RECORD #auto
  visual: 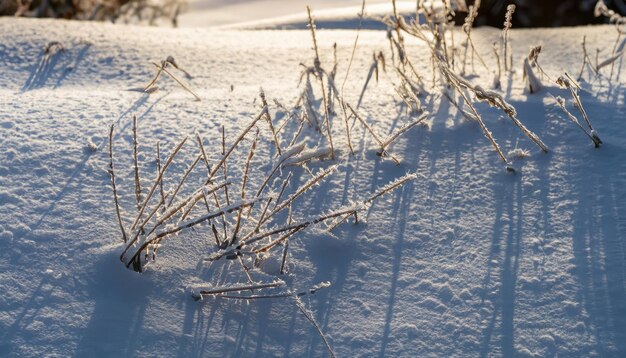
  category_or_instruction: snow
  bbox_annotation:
[1,12,626,358]
[177,0,434,29]
[178,0,357,27]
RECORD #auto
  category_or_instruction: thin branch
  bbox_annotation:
[132,114,143,209]
[108,124,128,243]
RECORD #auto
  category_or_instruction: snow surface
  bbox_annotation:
[177,0,386,28]
[1,15,626,357]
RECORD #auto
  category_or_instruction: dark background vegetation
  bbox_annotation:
[0,0,181,24]
[0,0,625,27]
[463,0,625,27]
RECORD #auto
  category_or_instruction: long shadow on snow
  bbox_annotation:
[377,179,417,357]
[532,84,625,356]
[54,43,92,89]
[74,251,152,356]
[479,172,523,358]
[177,227,320,356]
[22,42,92,91]
[289,162,351,357]
[22,47,65,91]
[376,95,476,356]
[177,284,308,357]
[477,91,559,357]
[569,143,626,357]
[310,101,418,356]
[0,277,59,355]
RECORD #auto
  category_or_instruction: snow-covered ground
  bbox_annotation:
[1,12,626,358]
[178,0,377,28]
[177,0,419,29]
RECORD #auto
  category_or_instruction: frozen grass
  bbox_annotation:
[105,1,619,341]
[2,2,626,357]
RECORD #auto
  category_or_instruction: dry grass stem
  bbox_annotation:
[129,136,188,233]
[259,88,283,155]
[148,61,201,101]
[502,5,515,72]
[307,6,336,160]
[132,114,143,209]
[108,124,128,243]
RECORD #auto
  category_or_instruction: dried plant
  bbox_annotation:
[132,114,143,209]
[145,56,200,101]
[594,0,626,79]
[341,0,366,94]
[259,88,282,156]
[595,0,626,31]
[555,74,602,147]
[107,124,128,243]
[577,36,599,80]
[461,5,488,75]
[436,53,548,170]
[501,4,516,72]
[307,6,335,160]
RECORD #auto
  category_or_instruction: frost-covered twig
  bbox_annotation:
[437,60,510,166]
[196,133,211,172]
[293,295,336,358]
[552,96,601,147]
[167,154,203,208]
[595,0,626,33]
[108,124,127,243]
[381,113,428,151]
[502,5,515,72]
[259,88,282,156]
[440,58,548,153]
[220,126,232,206]
[527,45,551,81]
[461,5,488,75]
[279,205,293,274]
[120,181,230,266]
[132,114,143,209]
[217,281,331,300]
[281,146,334,167]
[128,136,188,234]
[227,130,259,247]
[207,108,266,183]
[273,172,292,210]
[149,61,201,101]
[156,142,166,207]
[596,50,624,71]
[473,85,548,152]
[192,281,284,300]
[340,0,366,94]
[556,75,602,147]
[126,196,267,270]
[577,36,598,80]
[255,142,305,197]
[307,6,335,160]
[328,172,418,231]
[206,206,358,262]
[265,165,338,223]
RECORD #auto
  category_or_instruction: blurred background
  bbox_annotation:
[0,0,625,28]
[463,0,619,27]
